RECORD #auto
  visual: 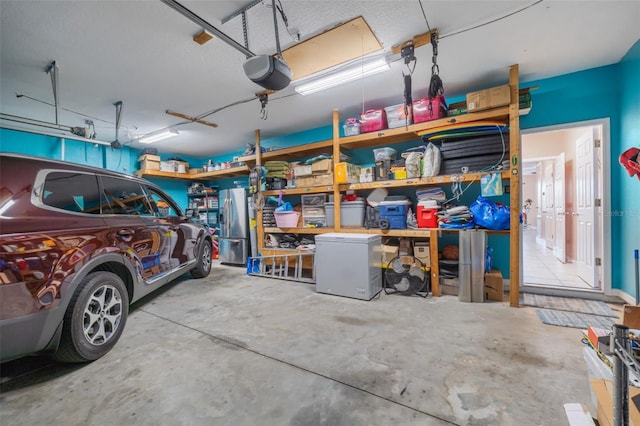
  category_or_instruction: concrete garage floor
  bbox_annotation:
[1,263,601,425]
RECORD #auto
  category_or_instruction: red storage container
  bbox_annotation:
[360,109,388,133]
[413,96,447,123]
[416,204,439,228]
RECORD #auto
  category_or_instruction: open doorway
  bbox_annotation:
[521,120,609,294]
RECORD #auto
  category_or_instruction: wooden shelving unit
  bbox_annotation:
[252,65,521,306]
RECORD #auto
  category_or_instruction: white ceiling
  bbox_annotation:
[1,0,638,159]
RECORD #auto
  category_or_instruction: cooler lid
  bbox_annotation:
[315,233,381,244]
[418,200,439,208]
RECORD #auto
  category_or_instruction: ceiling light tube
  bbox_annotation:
[139,129,179,144]
[294,56,390,96]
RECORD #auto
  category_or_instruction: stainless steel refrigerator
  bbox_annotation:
[219,188,249,265]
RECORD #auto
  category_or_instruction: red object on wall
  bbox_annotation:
[619,147,640,181]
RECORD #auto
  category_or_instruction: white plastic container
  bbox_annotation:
[325,200,365,227]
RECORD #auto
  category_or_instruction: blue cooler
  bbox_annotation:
[379,199,411,229]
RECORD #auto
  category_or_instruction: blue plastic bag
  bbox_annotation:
[470,196,510,230]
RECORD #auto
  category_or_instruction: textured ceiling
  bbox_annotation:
[1,0,638,158]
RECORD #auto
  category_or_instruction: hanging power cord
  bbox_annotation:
[274,0,300,42]
[439,0,544,39]
[259,93,269,120]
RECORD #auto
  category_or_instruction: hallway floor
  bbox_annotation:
[523,229,593,290]
[1,262,599,425]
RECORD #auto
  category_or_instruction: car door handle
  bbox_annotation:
[117,229,135,236]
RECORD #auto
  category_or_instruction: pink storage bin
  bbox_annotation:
[413,96,447,123]
[274,211,300,228]
[360,109,388,133]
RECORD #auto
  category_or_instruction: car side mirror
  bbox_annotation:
[185,208,197,218]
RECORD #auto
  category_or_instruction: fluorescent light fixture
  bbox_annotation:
[139,128,179,144]
[294,53,390,96]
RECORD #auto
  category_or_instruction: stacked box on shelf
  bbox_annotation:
[360,109,387,133]
[384,103,412,128]
[335,162,361,184]
[139,154,160,171]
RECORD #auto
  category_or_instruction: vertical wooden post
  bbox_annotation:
[430,229,440,296]
[509,64,521,307]
[255,129,264,254]
[332,109,341,230]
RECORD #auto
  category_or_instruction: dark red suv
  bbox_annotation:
[0,153,212,362]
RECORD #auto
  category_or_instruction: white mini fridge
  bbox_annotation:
[315,233,382,300]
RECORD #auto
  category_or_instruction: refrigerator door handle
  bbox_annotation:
[227,197,233,236]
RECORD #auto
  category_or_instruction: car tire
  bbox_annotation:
[191,239,212,278]
[53,271,129,363]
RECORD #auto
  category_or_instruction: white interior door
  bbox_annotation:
[542,160,555,249]
[553,153,566,263]
[576,130,597,287]
[536,161,543,241]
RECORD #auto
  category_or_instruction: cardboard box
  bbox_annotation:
[311,159,332,174]
[335,162,361,183]
[587,326,610,351]
[313,173,333,186]
[294,164,312,177]
[160,161,175,172]
[623,305,640,329]
[563,403,595,426]
[140,159,160,171]
[413,241,430,266]
[381,244,399,265]
[466,84,511,112]
[440,277,459,296]
[295,175,315,188]
[484,269,504,301]
[590,378,640,426]
[138,154,161,162]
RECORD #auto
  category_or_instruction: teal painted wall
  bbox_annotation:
[618,39,640,296]
[0,128,204,210]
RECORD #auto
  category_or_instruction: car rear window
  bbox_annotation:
[42,172,101,214]
[100,176,154,216]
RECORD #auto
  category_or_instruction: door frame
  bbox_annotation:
[521,118,611,296]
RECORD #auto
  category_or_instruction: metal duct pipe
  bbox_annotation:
[161,0,255,58]
[0,114,112,147]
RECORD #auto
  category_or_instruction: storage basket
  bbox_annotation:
[274,211,300,228]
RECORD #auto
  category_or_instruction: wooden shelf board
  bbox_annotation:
[338,106,509,150]
[191,165,250,179]
[340,170,510,191]
[263,227,336,234]
[238,139,333,163]
[136,169,195,180]
[262,185,334,196]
